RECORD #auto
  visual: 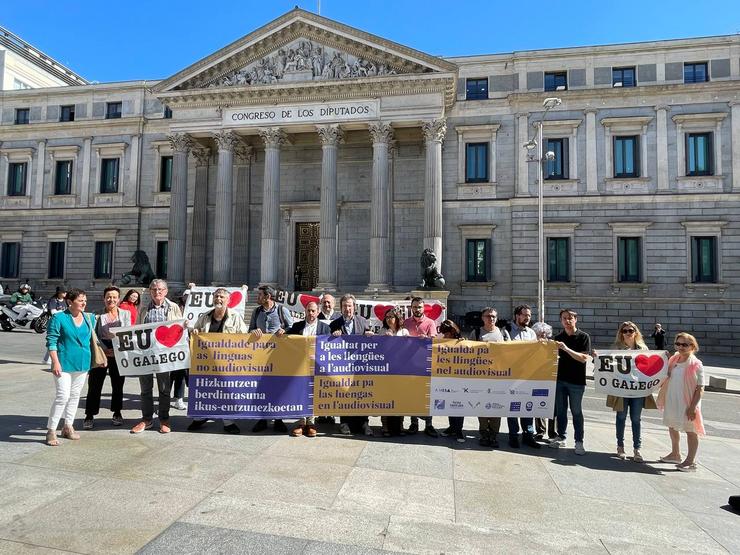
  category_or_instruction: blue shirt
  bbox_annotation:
[249,303,293,333]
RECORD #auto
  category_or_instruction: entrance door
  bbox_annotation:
[294,222,319,291]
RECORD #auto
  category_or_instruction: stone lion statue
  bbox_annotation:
[116,250,155,286]
[420,248,446,289]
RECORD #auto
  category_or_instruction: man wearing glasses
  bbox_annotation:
[403,297,439,437]
[131,279,183,434]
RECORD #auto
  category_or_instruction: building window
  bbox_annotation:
[614,136,640,178]
[15,108,30,125]
[465,78,488,100]
[618,237,642,282]
[7,162,27,196]
[612,67,636,87]
[94,241,113,279]
[0,242,20,278]
[686,132,713,176]
[544,72,567,91]
[684,62,708,84]
[156,241,168,278]
[547,237,570,282]
[106,101,122,119]
[54,160,73,195]
[100,158,120,193]
[691,236,717,283]
[465,239,490,282]
[60,105,75,122]
[163,106,173,119]
[159,156,173,192]
[465,143,488,183]
[48,242,65,279]
[545,138,568,180]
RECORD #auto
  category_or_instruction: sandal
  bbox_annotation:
[676,463,697,472]
[61,427,80,440]
[659,455,682,464]
[46,430,59,446]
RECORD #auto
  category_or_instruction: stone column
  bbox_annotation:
[655,105,670,191]
[422,119,447,263]
[731,102,740,192]
[232,144,253,283]
[32,140,45,208]
[315,124,344,292]
[585,109,598,194]
[166,133,193,289]
[258,127,287,287]
[366,122,394,292]
[127,134,140,205]
[80,138,92,207]
[516,112,530,196]
[190,147,210,285]
[212,131,240,284]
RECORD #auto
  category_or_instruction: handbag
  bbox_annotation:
[85,313,107,368]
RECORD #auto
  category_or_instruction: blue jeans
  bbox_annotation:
[616,397,644,449]
[555,381,585,442]
[507,417,534,436]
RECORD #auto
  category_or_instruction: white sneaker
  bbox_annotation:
[362,423,374,436]
[173,398,186,410]
[338,423,351,435]
[574,441,586,455]
[548,437,564,448]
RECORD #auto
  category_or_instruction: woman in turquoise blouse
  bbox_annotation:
[46,288,95,446]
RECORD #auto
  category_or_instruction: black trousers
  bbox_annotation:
[85,356,125,416]
[340,416,368,433]
[170,369,188,399]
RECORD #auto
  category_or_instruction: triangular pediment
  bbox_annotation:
[154,8,457,94]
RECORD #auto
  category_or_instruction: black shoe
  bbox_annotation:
[252,419,268,433]
[508,434,520,448]
[273,419,288,433]
[407,421,419,435]
[534,432,544,441]
[440,427,453,437]
[491,438,500,449]
[455,431,466,444]
[187,419,208,431]
[223,423,241,435]
[523,434,541,449]
[479,436,491,447]
[424,425,439,438]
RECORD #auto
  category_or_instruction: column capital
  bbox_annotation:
[167,133,194,153]
[728,100,740,108]
[258,127,288,148]
[316,124,345,146]
[654,104,671,112]
[422,118,447,144]
[368,122,394,145]
[234,143,254,164]
[192,147,211,167]
[584,107,598,115]
[515,112,530,119]
[213,130,241,152]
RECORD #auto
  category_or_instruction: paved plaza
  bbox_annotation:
[0,332,739,554]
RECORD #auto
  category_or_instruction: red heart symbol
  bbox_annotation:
[299,294,320,308]
[227,291,243,308]
[154,324,184,348]
[374,304,395,320]
[634,354,664,377]
[424,304,443,320]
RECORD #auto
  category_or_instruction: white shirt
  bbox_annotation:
[302,321,318,336]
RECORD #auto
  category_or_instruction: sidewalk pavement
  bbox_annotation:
[1,358,738,554]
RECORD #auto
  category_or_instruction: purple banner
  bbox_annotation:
[315,335,431,377]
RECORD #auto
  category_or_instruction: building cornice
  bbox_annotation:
[0,117,145,137]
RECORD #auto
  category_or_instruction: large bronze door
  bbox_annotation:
[294,222,319,291]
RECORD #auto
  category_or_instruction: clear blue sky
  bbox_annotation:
[3,0,739,83]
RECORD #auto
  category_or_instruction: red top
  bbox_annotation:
[119,301,138,325]
[403,316,437,338]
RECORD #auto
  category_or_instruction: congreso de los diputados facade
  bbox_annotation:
[1,9,739,352]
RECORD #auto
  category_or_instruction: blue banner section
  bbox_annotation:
[315,335,431,376]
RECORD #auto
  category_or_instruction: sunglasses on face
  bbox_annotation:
[674,342,691,348]
[621,328,635,334]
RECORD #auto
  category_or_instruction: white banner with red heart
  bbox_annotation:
[182,286,248,325]
[593,349,669,397]
[272,289,446,332]
[112,320,190,376]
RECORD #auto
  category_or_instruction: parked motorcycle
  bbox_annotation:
[0,299,49,333]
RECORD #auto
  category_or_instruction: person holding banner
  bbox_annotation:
[249,285,293,433]
[45,288,94,446]
[605,322,656,462]
[437,320,466,444]
[379,308,409,437]
[119,290,141,325]
[84,287,131,429]
[330,293,374,436]
[287,301,331,437]
[550,309,591,455]
[658,333,705,472]
[131,279,183,435]
[187,288,248,434]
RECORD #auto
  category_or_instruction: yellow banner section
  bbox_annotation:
[190,333,313,377]
[431,339,558,380]
[314,375,430,416]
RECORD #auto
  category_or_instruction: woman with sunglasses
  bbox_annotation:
[379,308,408,437]
[606,322,656,462]
[658,332,705,472]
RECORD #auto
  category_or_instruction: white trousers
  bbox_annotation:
[48,371,88,430]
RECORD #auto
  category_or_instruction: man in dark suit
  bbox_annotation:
[329,294,374,436]
[287,301,330,438]
[318,293,341,323]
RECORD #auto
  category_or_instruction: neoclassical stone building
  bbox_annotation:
[1,9,739,352]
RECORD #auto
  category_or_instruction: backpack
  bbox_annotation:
[255,304,288,330]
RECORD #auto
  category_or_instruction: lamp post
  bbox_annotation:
[524,97,562,323]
